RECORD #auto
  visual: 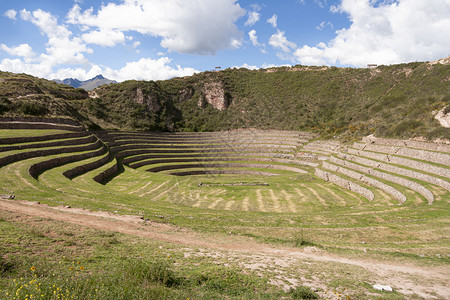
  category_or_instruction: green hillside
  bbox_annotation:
[1,60,449,139]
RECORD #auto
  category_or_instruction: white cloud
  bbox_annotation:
[232,63,259,70]
[103,57,198,81]
[267,14,277,28]
[248,29,260,46]
[20,9,91,65]
[315,0,328,8]
[0,44,36,62]
[269,30,296,53]
[81,29,125,47]
[295,0,450,67]
[4,9,17,20]
[316,21,334,30]
[245,10,260,26]
[1,55,198,82]
[66,0,246,55]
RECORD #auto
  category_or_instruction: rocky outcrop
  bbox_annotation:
[434,106,450,128]
[178,87,194,102]
[199,81,229,110]
[135,87,162,112]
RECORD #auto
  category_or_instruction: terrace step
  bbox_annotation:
[127,157,318,169]
[0,131,89,145]
[353,142,450,167]
[146,162,308,174]
[314,168,374,201]
[0,134,97,152]
[362,135,450,153]
[330,156,433,204]
[322,161,406,203]
[0,139,104,168]
[337,153,450,192]
[347,148,449,178]
[29,145,107,179]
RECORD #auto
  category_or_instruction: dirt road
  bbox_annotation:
[1,199,448,299]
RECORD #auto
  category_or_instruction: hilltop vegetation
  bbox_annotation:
[1,60,449,139]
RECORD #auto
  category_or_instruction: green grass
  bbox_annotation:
[0,127,449,299]
[0,129,71,138]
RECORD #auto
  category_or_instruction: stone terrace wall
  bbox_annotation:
[147,162,307,174]
[362,136,450,152]
[338,153,450,192]
[322,161,406,203]
[0,139,103,168]
[93,161,120,184]
[121,152,296,165]
[330,156,433,204]
[29,146,107,179]
[0,135,96,152]
[314,168,374,201]
[0,122,84,131]
[353,143,450,167]
[347,148,449,178]
[63,151,113,179]
[170,169,279,176]
[0,132,88,145]
[127,157,317,169]
[0,117,80,126]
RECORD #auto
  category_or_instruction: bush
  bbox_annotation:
[18,102,48,116]
[289,285,318,299]
[0,97,11,114]
[122,259,180,287]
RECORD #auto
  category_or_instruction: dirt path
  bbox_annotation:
[0,199,448,299]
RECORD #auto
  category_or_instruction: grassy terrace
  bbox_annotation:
[0,125,449,299]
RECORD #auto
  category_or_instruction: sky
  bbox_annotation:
[0,0,449,82]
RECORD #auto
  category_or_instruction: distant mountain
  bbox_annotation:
[54,74,116,90]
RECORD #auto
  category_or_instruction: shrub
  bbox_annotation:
[0,97,11,114]
[18,102,48,116]
[289,285,318,299]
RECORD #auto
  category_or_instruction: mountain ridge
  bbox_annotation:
[1,58,449,140]
[53,74,116,90]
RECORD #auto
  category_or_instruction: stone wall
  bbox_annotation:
[171,170,278,176]
[314,168,374,201]
[353,142,450,167]
[362,136,450,152]
[93,161,120,184]
[322,161,406,203]
[29,146,107,179]
[147,162,307,174]
[0,117,80,126]
[0,122,84,131]
[0,139,103,168]
[338,153,450,192]
[63,151,113,179]
[121,152,296,165]
[330,156,433,204]
[347,148,449,178]
[0,135,96,152]
[0,131,88,145]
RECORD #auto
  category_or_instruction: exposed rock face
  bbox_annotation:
[199,81,229,110]
[434,106,450,128]
[178,87,194,102]
[135,87,161,112]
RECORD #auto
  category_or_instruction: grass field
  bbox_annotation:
[0,126,449,299]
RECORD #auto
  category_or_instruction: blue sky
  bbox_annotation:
[0,0,449,81]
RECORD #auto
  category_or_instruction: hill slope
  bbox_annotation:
[1,59,449,139]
